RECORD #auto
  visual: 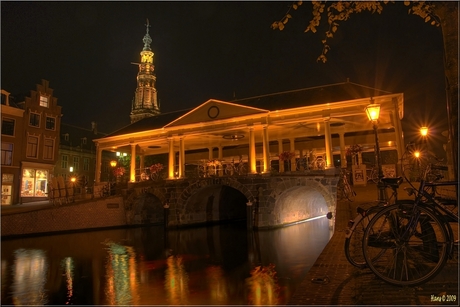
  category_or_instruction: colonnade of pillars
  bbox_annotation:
[95,121,341,183]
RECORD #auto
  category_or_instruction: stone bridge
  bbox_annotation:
[123,170,339,229]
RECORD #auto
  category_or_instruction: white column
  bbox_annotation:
[208,147,213,160]
[95,144,102,183]
[130,144,136,182]
[278,139,284,173]
[139,154,145,171]
[289,138,295,171]
[262,126,269,173]
[249,126,256,174]
[168,138,175,179]
[391,98,404,175]
[339,132,347,168]
[218,145,223,176]
[324,120,333,169]
[179,137,185,178]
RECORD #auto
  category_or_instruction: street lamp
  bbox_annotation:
[365,101,385,202]
[420,126,429,137]
[109,160,117,195]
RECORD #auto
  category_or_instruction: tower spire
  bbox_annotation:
[130,19,160,124]
[143,19,152,51]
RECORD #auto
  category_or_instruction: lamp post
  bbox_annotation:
[365,102,385,202]
[110,160,117,195]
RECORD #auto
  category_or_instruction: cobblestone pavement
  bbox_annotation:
[289,182,459,305]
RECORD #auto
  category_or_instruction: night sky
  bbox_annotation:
[1,1,449,154]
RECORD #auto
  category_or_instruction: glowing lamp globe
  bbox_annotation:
[365,104,381,122]
[420,127,429,137]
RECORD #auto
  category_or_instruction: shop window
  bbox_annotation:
[1,143,13,166]
[45,117,55,130]
[1,118,15,136]
[61,155,68,169]
[21,168,48,197]
[29,113,40,127]
[26,136,38,158]
[43,139,54,160]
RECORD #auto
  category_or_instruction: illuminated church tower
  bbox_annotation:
[130,19,160,123]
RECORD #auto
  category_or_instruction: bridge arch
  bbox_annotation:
[127,187,168,224]
[266,177,336,227]
[174,177,255,226]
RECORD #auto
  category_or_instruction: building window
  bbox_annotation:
[61,155,68,169]
[29,113,40,127]
[2,173,14,205]
[46,117,56,130]
[1,143,13,165]
[81,137,87,145]
[21,168,48,197]
[1,118,15,136]
[43,139,54,160]
[40,95,49,107]
[73,157,79,171]
[26,136,39,158]
[83,157,90,171]
[64,133,69,141]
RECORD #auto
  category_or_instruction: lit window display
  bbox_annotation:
[21,169,48,197]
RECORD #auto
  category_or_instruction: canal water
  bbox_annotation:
[1,217,332,305]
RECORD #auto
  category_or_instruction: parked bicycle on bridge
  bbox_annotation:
[347,144,458,286]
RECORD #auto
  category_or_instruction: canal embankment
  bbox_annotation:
[1,197,126,238]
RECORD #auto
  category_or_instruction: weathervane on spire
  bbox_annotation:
[142,18,152,51]
[145,18,150,34]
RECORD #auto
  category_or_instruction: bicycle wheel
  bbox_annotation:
[343,177,356,201]
[345,205,382,268]
[371,170,379,183]
[362,203,448,286]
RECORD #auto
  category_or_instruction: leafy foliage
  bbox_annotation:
[272,1,440,63]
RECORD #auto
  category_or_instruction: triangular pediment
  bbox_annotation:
[165,99,268,128]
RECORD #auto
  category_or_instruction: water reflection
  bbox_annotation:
[104,242,140,305]
[11,248,48,305]
[61,257,74,304]
[206,265,228,304]
[165,255,189,304]
[246,264,280,305]
[1,217,332,305]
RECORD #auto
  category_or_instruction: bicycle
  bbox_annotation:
[337,168,356,202]
[344,176,403,268]
[309,155,325,170]
[361,160,458,286]
[366,166,379,183]
[224,158,247,176]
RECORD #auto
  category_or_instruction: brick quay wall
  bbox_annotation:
[1,197,126,238]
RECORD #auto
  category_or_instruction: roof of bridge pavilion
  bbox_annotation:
[106,81,392,137]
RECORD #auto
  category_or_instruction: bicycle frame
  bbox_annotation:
[345,178,402,239]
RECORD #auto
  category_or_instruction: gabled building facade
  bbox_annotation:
[1,90,24,205]
[1,80,62,204]
[55,122,109,189]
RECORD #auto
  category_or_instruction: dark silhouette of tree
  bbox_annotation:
[273,1,458,179]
